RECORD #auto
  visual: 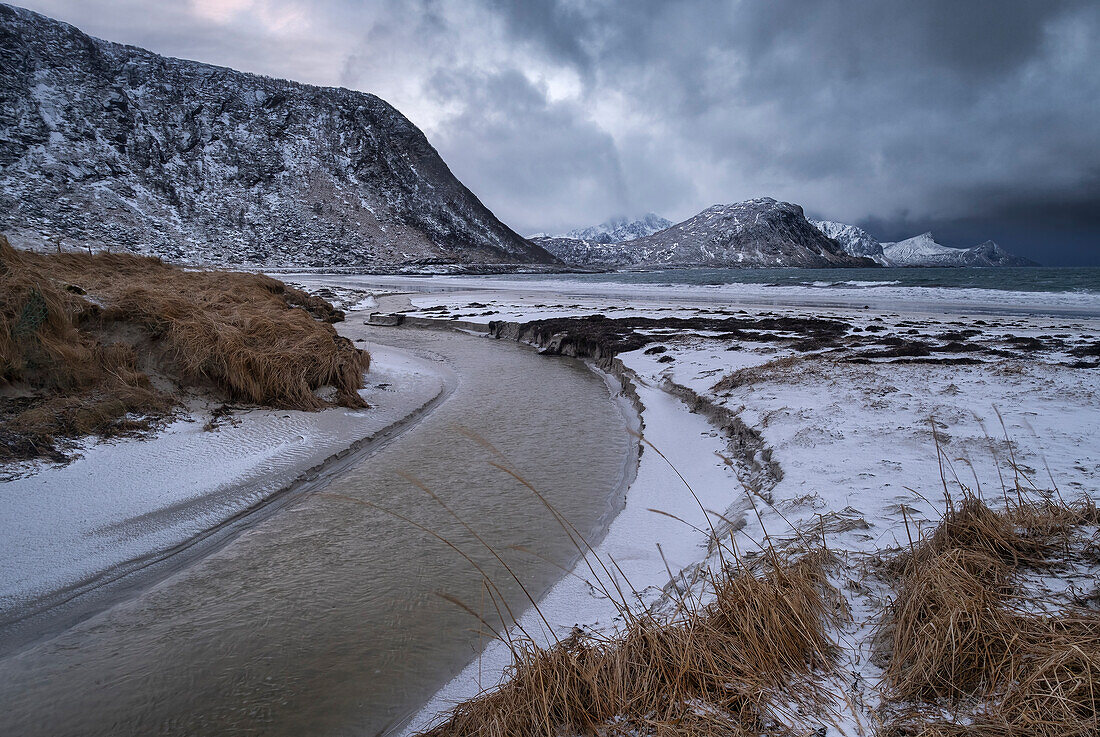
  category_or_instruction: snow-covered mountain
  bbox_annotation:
[530,236,626,267]
[563,213,673,244]
[0,4,555,268]
[879,232,1037,267]
[810,220,1037,267]
[810,220,887,263]
[539,199,877,269]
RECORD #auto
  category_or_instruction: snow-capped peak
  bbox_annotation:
[878,232,1037,267]
[562,213,673,244]
[880,232,956,259]
[811,218,1037,268]
[809,220,886,261]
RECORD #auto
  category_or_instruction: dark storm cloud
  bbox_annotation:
[434,0,1098,261]
[13,0,1100,262]
[423,66,630,230]
[483,0,592,72]
[860,178,1100,265]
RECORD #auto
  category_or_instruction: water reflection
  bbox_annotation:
[0,327,633,737]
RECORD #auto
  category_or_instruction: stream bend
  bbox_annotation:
[0,325,637,737]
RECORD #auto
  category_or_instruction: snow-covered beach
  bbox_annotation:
[3,270,1098,735]
[284,273,1100,735]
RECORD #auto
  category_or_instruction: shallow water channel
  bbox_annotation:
[0,326,635,736]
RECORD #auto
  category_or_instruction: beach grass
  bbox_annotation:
[421,551,840,737]
[878,493,1100,736]
[0,235,369,461]
[400,444,1098,736]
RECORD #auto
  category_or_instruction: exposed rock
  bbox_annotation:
[487,313,851,368]
[538,198,878,269]
[810,220,887,263]
[0,4,556,268]
[532,236,629,268]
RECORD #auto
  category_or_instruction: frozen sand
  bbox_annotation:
[389,276,1100,735]
[0,343,448,637]
[282,272,1100,320]
[627,320,1100,732]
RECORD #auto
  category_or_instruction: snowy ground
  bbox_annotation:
[619,316,1100,732]
[0,343,447,644]
[372,274,1100,736]
[10,267,1091,732]
[281,272,1100,320]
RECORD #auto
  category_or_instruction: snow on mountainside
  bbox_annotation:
[540,198,877,269]
[879,232,1038,267]
[530,236,623,268]
[563,213,673,244]
[811,220,1038,268]
[810,220,887,263]
[881,232,968,265]
[0,4,555,268]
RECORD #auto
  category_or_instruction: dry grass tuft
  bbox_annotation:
[383,425,1096,736]
[712,356,803,393]
[1,235,368,461]
[880,493,1100,736]
[421,553,840,737]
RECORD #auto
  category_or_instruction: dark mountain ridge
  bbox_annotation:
[538,198,877,269]
[0,3,555,267]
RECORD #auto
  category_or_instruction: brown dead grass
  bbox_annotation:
[880,494,1100,736]
[712,356,803,393]
[382,424,1097,736]
[420,553,840,737]
[1,235,368,461]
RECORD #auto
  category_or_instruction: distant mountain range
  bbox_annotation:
[535,199,878,268]
[0,4,555,268]
[536,206,1038,270]
[810,221,1038,267]
[563,213,673,243]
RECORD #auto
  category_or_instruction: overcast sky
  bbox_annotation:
[15,0,1100,264]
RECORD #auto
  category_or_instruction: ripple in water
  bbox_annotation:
[0,327,634,737]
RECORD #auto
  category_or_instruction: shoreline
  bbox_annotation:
[373,283,1100,735]
[281,271,1100,321]
[0,320,643,737]
[389,314,768,735]
[0,341,453,656]
[398,330,749,735]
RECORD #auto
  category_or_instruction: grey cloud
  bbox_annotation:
[11,0,1100,262]
[484,0,593,71]
[424,66,629,234]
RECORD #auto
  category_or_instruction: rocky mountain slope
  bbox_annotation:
[809,220,887,263]
[539,198,876,269]
[563,213,672,243]
[529,236,622,268]
[0,4,554,268]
